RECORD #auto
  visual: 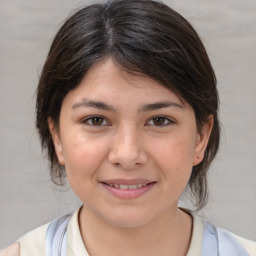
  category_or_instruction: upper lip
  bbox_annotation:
[100,179,155,185]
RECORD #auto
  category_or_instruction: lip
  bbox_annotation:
[101,179,153,185]
[100,179,156,199]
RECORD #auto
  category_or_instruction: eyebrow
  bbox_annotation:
[72,99,116,112]
[139,101,184,112]
[72,99,183,112]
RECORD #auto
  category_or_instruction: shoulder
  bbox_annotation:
[218,228,256,256]
[2,209,80,256]
[17,222,49,256]
[0,243,20,256]
[188,210,256,256]
[1,221,53,256]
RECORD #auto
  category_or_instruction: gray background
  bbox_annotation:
[0,0,256,248]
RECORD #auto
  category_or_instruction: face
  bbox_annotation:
[49,58,212,228]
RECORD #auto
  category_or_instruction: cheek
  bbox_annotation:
[61,133,109,180]
[61,134,111,202]
[151,135,195,177]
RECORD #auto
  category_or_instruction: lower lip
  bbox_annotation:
[101,183,156,199]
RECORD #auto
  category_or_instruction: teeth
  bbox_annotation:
[128,185,137,190]
[109,183,148,189]
[120,184,129,190]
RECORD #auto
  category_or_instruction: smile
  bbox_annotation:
[100,180,156,199]
[106,183,148,190]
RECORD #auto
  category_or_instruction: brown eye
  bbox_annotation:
[153,117,166,126]
[83,116,108,126]
[147,116,173,126]
[91,117,104,125]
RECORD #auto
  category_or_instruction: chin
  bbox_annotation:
[102,208,153,229]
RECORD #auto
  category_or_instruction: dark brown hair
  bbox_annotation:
[36,0,220,209]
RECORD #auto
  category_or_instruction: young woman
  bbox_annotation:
[2,0,256,255]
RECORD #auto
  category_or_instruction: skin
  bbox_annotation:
[0,243,20,256]
[49,58,213,255]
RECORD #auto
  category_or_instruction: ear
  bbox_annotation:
[48,118,65,165]
[193,115,214,166]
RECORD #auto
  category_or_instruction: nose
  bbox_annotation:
[108,126,148,170]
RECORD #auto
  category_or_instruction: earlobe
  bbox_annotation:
[193,115,214,166]
[48,118,65,165]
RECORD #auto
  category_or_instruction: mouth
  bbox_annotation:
[103,183,152,190]
[100,179,156,199]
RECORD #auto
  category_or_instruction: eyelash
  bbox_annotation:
[147,116,174,127]
[81,115,174,127]
[81,115,109,126]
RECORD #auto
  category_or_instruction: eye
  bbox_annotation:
[147,116,173,126]
[82,116,109,126]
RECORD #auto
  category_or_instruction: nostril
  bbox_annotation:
[108,146,148,169]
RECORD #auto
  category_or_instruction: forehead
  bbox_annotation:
[71,58,185,106]
[85,58,160,88]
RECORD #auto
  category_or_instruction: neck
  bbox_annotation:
[79,205,192,256]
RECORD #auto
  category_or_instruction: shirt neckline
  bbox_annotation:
[67,207,204,256]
